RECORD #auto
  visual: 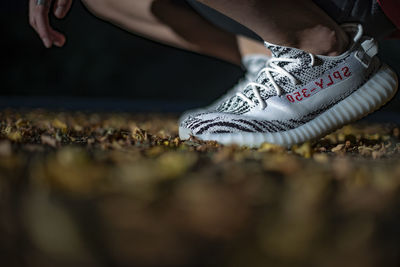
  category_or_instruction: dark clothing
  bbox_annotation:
[186,0,398,41]
[377,0,400,38]
[313,0,397,39]
[186,0,262,41]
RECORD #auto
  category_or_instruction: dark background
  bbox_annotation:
[1,1,400,116]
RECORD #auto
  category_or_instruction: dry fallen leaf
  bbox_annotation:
[0,110,399,267]
[41,135,57,147]
[331,144,345,153]
[52,118,68,133]
[0,140,11,156]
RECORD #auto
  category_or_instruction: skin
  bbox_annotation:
[28,0,347,64]
[197,0,349,56]
[29,0,73,48]
[29,0,248,64]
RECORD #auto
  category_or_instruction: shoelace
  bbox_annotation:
[237,54,315,110]
[213,73,253,107]
[232,57,269,93]
[213,60,266,107]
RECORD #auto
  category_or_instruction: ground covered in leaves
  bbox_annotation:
[1,109,400,267]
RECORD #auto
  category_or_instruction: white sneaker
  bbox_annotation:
[178,54,269,123]
[179,24,398,147]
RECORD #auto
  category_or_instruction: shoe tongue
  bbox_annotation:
[258,41,312,83]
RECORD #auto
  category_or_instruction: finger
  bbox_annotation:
[35,5,53,48]
[54,0,73,19]
[50,29,66,47]
[29,0,37,29]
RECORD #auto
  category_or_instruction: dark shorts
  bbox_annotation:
[186,0,397,41]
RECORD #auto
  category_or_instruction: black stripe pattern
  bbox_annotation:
[180,75,374,136]
[180,27,378,137]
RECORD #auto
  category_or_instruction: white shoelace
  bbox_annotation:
[236,54,315,110]
[212,72,254,107]
[213,57,269,107]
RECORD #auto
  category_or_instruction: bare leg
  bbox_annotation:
[197,0,349,56]
[238,36,270,57]
[82,0,265,65]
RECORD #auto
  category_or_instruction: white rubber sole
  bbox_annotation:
[179,64,399,148]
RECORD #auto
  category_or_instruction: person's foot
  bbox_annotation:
[179,24,398,147]
[178,54,269,123]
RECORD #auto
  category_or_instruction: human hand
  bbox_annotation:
[29,0,73,48]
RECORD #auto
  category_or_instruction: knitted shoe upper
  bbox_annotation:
[180,24,382,136]
[216,43,350,115]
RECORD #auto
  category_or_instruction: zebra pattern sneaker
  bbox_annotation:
[179,24,398,147]
[178,54,269,124]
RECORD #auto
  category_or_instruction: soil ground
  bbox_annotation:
[1,109,400,267]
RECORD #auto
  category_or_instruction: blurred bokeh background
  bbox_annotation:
[1,1,399,114]
[1,1,243,112]
[2,2,400,267]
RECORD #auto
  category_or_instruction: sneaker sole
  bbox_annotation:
[179,64,399,148]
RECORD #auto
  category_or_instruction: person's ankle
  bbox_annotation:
[296,24,349,56]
